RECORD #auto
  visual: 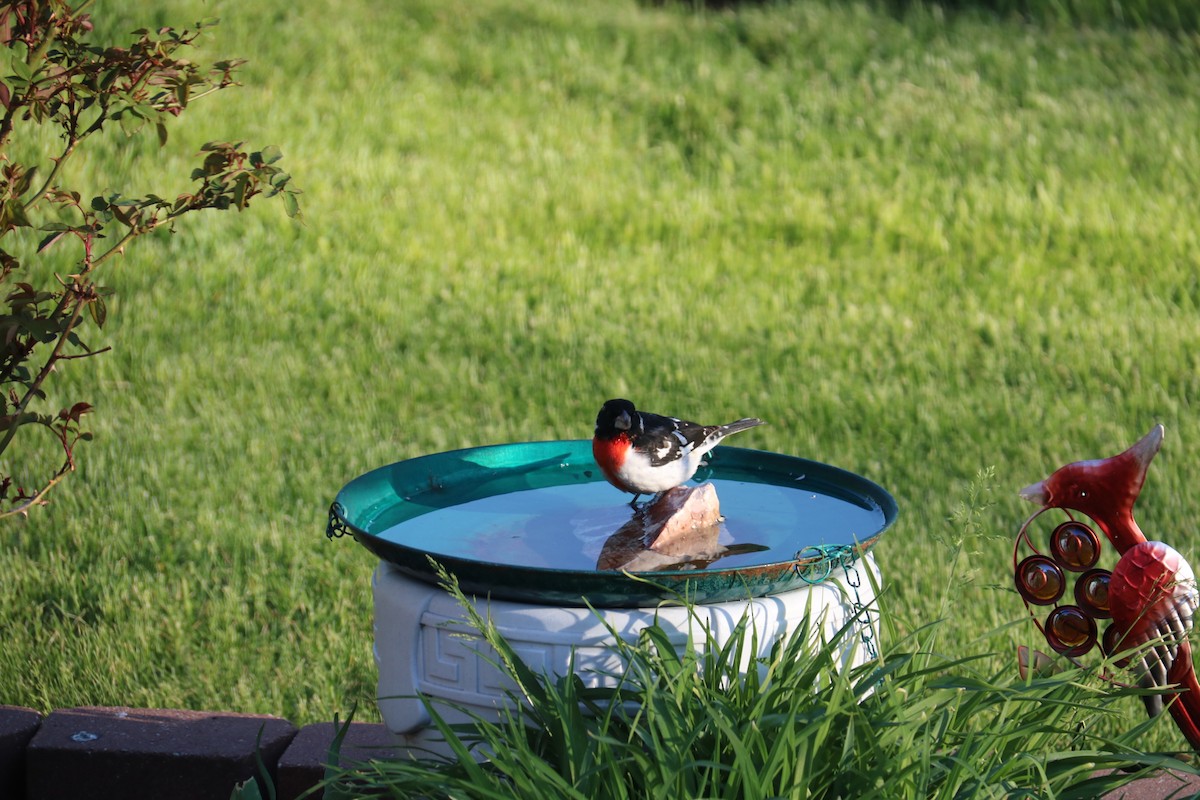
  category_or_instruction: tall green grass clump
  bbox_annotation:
[319,564,1198,799]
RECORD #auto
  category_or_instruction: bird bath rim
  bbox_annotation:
[327,439,898,607]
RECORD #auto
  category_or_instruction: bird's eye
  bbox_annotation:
[1079,490,1088,498]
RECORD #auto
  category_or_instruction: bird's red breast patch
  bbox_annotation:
[593,433,629,483]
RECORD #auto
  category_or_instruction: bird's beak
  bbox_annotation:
[615,410,632,431]
[1018,480,1047,505]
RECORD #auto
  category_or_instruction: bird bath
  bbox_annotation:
[328,440,897,751]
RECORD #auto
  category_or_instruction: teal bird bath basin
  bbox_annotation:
[328,440,897,607]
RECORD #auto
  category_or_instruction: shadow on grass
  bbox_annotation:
[637,0,1200,35]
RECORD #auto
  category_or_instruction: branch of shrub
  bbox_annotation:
[0,1,300,518]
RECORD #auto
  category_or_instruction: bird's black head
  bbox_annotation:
[595,398,637,438]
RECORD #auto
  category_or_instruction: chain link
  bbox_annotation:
[841,551,878,661]
[793,544,877,661]
[326,502,354,540]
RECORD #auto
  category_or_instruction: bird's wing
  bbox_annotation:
[631,413,719,467]
[1109,542,1199,717]
[1130,589,1196,718]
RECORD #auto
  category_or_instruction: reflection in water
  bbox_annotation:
[596,484,768,572]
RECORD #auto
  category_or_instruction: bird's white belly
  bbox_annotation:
[618,451,701,493]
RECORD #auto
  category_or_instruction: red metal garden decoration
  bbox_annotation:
[1014,424,1200,750]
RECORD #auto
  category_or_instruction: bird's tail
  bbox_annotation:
[1167,642,1200,752]
[720,418,765,436]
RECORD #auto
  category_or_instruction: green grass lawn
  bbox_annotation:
[3,0,1200,753]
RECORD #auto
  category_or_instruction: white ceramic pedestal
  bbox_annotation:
[373,556,879,756]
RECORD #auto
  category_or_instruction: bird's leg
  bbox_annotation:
[629,492,664,510]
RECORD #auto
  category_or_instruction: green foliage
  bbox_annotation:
[0,1,298,518]
[321,566,1198,799]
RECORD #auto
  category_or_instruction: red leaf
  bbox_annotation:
[58,402,93,422]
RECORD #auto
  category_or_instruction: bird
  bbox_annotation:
[592,399,764,507]
[1019,424,1200,751]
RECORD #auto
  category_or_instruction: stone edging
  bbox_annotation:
[0,704,398,799]
[6,703,1200,799]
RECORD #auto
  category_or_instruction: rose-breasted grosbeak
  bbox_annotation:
[592,398,764,506]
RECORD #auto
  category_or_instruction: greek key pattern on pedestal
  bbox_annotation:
[416,621,629,708]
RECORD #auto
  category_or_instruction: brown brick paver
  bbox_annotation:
[25,706,296,800]
[276,721,401,800]
[0,705,40,798]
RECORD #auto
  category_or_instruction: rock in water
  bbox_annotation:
[597,484,766,572]
[644,483,723,555]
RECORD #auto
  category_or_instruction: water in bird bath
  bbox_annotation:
[371,478,886,572]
